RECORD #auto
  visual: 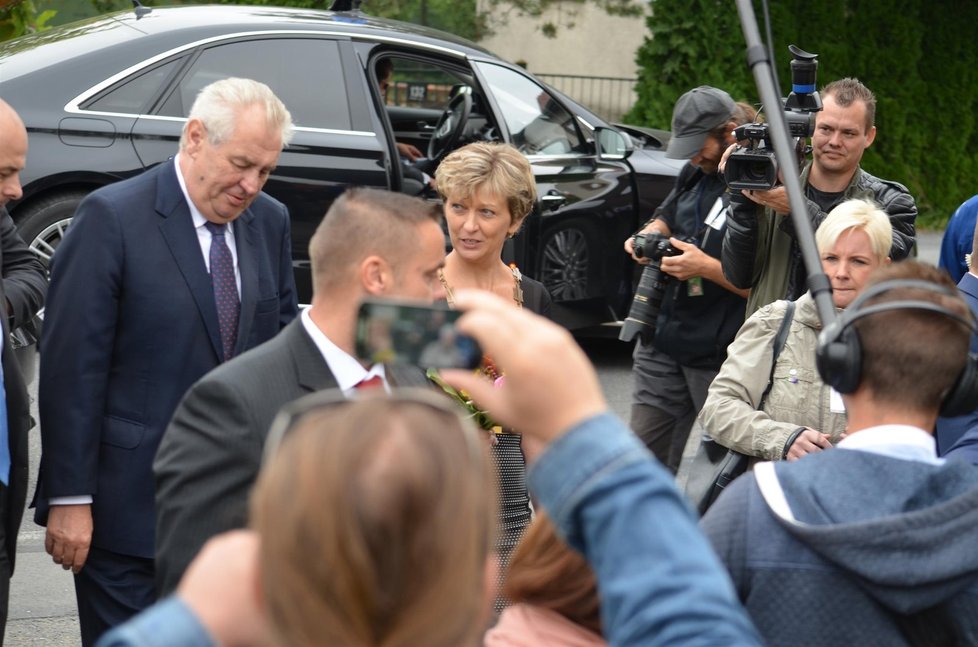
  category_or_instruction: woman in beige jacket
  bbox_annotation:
[699,199,892,461]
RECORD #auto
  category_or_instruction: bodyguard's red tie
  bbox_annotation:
[206,222,240,362]
[355,375,385,390]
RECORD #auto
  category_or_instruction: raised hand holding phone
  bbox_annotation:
[355,298,482,369]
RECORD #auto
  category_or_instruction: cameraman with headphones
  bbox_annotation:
[702,261,978,645]
[622,86,752,472]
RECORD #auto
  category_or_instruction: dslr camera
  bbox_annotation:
[619,232,688,344]
[724,45,822,191]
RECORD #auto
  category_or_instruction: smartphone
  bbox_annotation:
[355,298,483,370]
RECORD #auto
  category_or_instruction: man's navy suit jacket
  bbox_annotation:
[937,271,978,455]
[34,160,298,558]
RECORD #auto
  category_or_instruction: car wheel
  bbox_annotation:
[540,223,591,301]
[16,190,85,270]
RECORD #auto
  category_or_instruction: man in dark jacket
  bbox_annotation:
[622,86,750,471]
[722,78,917,315]
[0,98,48,644]
[702,261,978,646]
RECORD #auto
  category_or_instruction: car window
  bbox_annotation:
[157,38,351,130]
[380,58,465,111]
[85,59,183,114]
[474,62,583,156]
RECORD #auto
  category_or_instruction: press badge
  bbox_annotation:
[704,198,727,230]
[829,388,847,413]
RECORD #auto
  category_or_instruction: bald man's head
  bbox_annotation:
[0,99,28,207]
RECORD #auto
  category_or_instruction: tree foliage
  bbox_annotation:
[0,0,55,40]
[55,0,642,41]
[626,0,978,227]
[488,0,643,38]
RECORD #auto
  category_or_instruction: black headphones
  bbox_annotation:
[815,279,978,417]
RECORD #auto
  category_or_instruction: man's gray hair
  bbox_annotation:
[180,77,294,150]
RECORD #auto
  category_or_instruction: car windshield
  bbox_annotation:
[474,61,583,156]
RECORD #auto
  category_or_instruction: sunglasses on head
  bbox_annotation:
[262,387,485,467]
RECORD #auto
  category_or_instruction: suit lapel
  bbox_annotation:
[232,211,258,357]
[155,162,224,361]
[288,320,339,393]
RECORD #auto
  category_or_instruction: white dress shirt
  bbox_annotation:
[173,155,242,296]
[837,424,944,465]
[300,308,387,395]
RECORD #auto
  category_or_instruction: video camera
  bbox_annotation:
[619,232,689,344]
[724,45,822,191]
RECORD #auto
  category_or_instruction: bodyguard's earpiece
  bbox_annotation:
[815,279,978,417]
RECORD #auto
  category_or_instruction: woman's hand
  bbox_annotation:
[784,427,833,461]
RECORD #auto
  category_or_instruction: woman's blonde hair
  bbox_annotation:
[435,142,537,228]
[815,198,892,263]
[252,397,495,647]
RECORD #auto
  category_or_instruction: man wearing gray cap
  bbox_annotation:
[622,86,753,471]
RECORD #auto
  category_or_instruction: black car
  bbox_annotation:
[0,4,681,330]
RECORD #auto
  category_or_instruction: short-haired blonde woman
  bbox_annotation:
[435,141,551,316]
[434,142,552,608]
[700,198,892,462]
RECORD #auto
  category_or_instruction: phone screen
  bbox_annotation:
[355,298,483,370]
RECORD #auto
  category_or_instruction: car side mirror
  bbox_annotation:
[594,126,633,161]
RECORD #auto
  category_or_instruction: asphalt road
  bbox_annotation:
[6,232,943,646]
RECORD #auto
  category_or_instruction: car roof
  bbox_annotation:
[0,4,497,84]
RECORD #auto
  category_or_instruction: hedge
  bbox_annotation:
[625,0,978,228]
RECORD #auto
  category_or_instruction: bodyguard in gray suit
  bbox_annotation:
[153,187,447,595]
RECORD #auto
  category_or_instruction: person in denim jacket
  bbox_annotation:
[99,290,762,647]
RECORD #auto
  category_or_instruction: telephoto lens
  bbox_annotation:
[619,233,682,344]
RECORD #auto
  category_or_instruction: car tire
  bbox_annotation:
[15,190,86,270]
[539,222,592,302]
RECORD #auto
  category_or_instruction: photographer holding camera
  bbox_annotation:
[622,87,753,471]
[723,78,918,315]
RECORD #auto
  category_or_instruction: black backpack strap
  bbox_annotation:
[759,299,795,405]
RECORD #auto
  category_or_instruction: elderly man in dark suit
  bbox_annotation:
[33,78,298,646]
[154,187,446,596]
[0,98,48,644]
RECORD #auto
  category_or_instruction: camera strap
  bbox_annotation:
[641,165,704,232]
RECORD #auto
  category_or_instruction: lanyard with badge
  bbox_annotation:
[686,194,728,297]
